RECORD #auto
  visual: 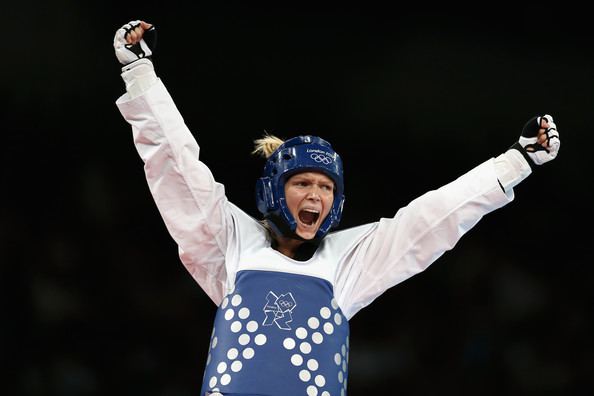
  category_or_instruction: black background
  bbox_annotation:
[3,2,593,395]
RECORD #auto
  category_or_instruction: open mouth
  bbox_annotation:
[298,209,320,226]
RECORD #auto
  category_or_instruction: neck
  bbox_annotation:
[274,235,305,259]
[263,217,321,260]
[272,234,321,261]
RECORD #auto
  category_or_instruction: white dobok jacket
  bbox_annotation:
[116,65,530,396]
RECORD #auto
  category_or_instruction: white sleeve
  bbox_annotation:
[494,148,532,193]
[115,79,231,305]
[334,158,514,320]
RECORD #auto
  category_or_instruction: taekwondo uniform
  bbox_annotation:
[117,78,526,396]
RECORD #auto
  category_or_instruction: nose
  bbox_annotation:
[306,187,321,201]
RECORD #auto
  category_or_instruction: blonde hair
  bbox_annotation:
[252,133,285,240]
[252,133,285,158]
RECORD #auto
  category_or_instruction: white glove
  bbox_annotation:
[512,114,561,166]
[113,20,156,67]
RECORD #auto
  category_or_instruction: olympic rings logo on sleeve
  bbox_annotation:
[310,153,333,165]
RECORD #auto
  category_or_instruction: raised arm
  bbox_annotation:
[113,20,231,304]
[335,115,561,319]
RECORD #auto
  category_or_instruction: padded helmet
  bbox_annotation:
[255,135,345,239]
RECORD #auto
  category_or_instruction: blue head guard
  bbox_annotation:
[255,135,345,240]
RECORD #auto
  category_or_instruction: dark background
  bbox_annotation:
[3,2,593,395]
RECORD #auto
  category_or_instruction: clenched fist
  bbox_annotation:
[113,20,156,67]
[512,114,561,166]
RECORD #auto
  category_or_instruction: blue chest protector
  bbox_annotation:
[200,270,350,396]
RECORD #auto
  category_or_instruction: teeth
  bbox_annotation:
[303,209,320,214]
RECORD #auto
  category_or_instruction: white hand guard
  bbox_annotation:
[113,20,156,66]
[513,114,561,166]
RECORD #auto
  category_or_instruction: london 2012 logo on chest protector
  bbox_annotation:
[262,291,297,330]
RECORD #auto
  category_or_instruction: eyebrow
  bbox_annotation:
[292,175,333,183]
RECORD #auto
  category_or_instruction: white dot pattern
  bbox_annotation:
[224,309,234,321]
[238,307,250,319]
[278,298,348,396]
[300,342,312,354]
[291,354,303,366]
[296,327,308,339]
[312,332,323,344]
[231,294,242,306]
[320,307,331,319]
[334,353,341,365]
[243,348,255,359]
[238,334,250,345]
[331,298,339,310]
[283,338,296,350]
[212,292,349,396]
[230,321,242,333]
[315,374,326,387]
[254,334,267,345]
[220,374,231,386]
[299,369,311,382]
[246,320,258,332]
[231,360,242,372]
[227,348,238,360]
[211,290,311,394]
[337,336,350,394]
[334,313,342,325]
[217,362,227,374]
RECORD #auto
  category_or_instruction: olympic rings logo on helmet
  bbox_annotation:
[310,153,333,165]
